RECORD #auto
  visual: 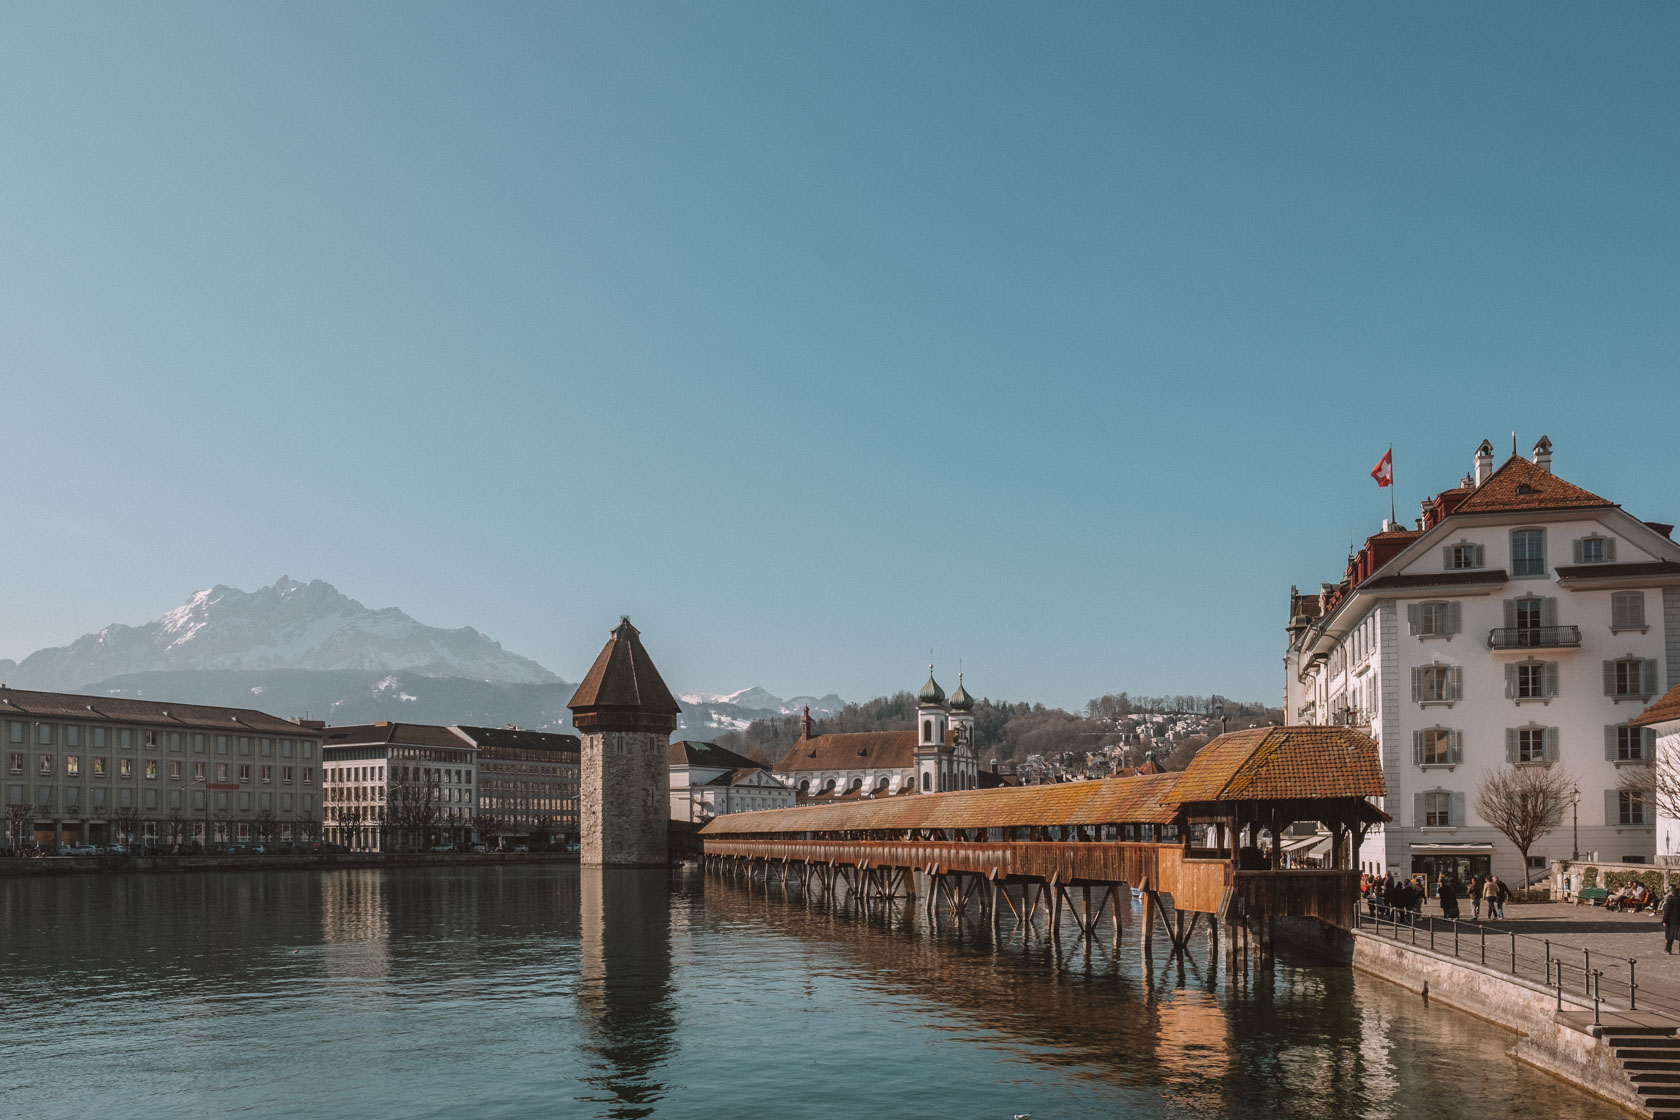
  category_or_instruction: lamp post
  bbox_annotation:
[1571,786,1580,862]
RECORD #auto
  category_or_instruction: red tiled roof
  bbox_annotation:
[1452,456,1614,515]
[774,729,958,773]
[1359,569,1511,592]
[1634,681,1680,729]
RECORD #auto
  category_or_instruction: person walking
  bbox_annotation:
[1663,887,1680,955]
[1439,875,1461,921]
[1481,875,1499,921]
[1469,874,1485,920]
[1493,875,1510,919]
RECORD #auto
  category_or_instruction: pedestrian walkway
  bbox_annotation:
[1367,896,1680,1017]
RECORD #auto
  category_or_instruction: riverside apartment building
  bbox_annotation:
[1285,437,1680,884]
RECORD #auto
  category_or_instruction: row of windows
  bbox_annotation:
[1446,529,1621,576]
[1417,789,1647,827]
[3,723,314,758]
[1412,658,1660,703]
[8,784,316,814]
[1410,724,1654,766]
[8,754,312,784]
[1406,592,1648,638]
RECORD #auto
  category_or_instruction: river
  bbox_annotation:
[0,865,1627,1119]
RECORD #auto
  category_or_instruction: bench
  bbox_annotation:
[1576,886,1610,906]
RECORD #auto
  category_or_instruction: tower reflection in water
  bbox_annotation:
[578,868,675,1119]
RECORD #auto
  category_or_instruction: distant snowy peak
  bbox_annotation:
[676,687,848,718]
[5,576,561,690]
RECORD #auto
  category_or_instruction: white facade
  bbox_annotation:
[1286,438,1680,884]
[669,740,795,822]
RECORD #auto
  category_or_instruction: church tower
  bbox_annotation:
[947,673,977,791]
[914,667,947,793]
[568,618,681,867]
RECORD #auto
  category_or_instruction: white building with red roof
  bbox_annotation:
[1286,436,1680,883]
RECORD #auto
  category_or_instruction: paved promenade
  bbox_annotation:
[1364,895,1680,1017]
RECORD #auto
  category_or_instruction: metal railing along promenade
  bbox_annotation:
[1355,902,1680,1022]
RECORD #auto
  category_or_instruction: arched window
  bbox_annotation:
[922,720,932,742]
[876,776,890,792]
[798,780,810,795]
[921,772,930,792]
[823,778,836,793]
[849,777,862,791]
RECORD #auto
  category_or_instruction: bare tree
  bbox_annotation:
[1475,766,1575,885]
[109,806,144,851]
[296,813,323,846]
[471,812,500,848]
[253,809,278,847]
[335,805,365,850]
[388,765,440,851]
[4,801,38,852]
[164,812,187,849]
[1618,758,1675,826]
[531,814,556,850]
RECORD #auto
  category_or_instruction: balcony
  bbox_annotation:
[1487,626,1581,651]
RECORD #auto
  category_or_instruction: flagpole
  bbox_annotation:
[1390,447,1396,526]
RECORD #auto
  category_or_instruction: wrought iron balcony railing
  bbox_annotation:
[1487,625,1582,650]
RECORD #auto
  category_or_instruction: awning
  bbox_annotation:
[1408,843,1495,854]
[1281,833,1332,858]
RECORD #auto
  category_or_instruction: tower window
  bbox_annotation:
[923,720,932,742]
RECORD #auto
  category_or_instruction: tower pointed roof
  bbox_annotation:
[567,617,681,733]
[948,673,974,713]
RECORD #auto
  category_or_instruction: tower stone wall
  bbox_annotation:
[568,618,681,868]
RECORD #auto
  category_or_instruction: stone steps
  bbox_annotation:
[1604,1030,1680,1119]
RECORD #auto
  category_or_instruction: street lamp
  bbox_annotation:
[1571,785,1580,861]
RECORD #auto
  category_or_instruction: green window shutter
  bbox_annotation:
[1449,730,1463,765]
[1445,601,1461,635]
[1451,792,1466,827]
[1606,538,1617,561]
[1412,731,1424,766]
[1545,662,1559,698]
[1606,725,1619,761]
[1604,661,1617,696]
[1413,792,1426,827]
[1605,789,1620,827]
[1541,597,1557,627]
[1643,660,1659,698]
[1411,668,1422,703]
[1572,538,1584,564]
[1503,599,1518,630]
[1442,545,1455,568]
[1505,664,1517,699]
[1505,729,1518,764]
[1544,727,1559,763]
[1474,544,1485,568]
[1448,666,1462,700]
[1407,603,1420,634]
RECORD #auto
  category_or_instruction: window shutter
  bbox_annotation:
[1541,597,1557,628]
[1451,792,1466,827]
[1643,660,1659,698]
[1545,662,1559,698]
[1445,601,1461,635]
[1407,603,1420,634]
[1606,725,1619,761]
[1411,668,1422,703]
[1449,730,1463,765]
[1505,729,1518,764]
[1572,538,1584,564]
[1503,599,1518,630]
[1604,661,1617,696]
[1442,545,1455,569]
[1448,666,1462,700]
[1413,792,1426,827]
[1473,544,1485,568]
[1412,731,1424,766]
[1605,790,1620,828]
[1646,728,1658,760]
[1606,538,1617,561]
[1505,664,1517,699]
[1544,727,1559,763]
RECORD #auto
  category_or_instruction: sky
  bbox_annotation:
[2,4,1677,711]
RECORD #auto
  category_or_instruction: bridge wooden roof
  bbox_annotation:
[701,726,1383,836]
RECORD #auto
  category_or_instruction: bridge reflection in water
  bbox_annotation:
[702,727,1387,963]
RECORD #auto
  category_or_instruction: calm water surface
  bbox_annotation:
[0,865,1627,1119]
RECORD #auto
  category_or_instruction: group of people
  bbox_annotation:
[1359,869,1510,921]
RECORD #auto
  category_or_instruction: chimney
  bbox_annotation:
[1531,434,1553,473]
[800,705,813,741]
[1473,439,1495,487]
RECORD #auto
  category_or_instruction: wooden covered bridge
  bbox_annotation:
[699,727,1386,960]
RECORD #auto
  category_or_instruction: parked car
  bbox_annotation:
[468,842,487,853]
[511,843,529,853]
[433,843,456,853]
[63,843,98,856]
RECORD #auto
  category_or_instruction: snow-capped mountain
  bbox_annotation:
[676,687,847,718]
[1,577,560,690]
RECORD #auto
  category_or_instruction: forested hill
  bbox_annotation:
[716,690,1281,771]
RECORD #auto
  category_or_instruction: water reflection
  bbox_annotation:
[578,869,676,1119]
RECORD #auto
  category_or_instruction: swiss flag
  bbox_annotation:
[1371,448,1393,488]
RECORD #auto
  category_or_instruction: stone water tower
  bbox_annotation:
[567,617,681,867]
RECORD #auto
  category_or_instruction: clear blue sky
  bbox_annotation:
[2,4,1676,710]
